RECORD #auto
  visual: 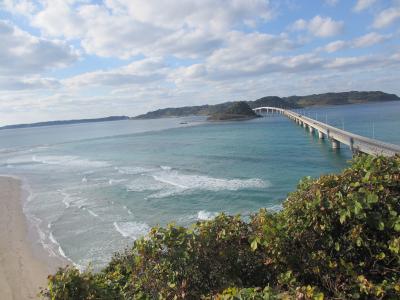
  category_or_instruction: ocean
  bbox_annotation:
[0,101,399,269]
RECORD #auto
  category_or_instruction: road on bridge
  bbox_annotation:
[253,107,400,157]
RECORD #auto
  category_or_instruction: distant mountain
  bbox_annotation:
[2,91,398,129]
[134,91,399,119]
[0,116,130,130]
[284,91,400,107]
[207,101,259,121]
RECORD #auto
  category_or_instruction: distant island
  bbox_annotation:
[207,101,259,121]
[134,91,399,119]
[0,116,130,130]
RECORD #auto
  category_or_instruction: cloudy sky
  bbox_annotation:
[0,0,399,125]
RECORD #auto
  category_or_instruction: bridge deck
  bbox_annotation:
[253,107,400,157]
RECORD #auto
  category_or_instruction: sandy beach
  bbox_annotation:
[0,176,64,300]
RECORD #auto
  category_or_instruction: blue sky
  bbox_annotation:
[0,0,399,125]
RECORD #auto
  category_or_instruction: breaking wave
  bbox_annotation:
[113,221,150,239]
[32,155,110,168]
[152,171,268,191]
[197,210,218,220]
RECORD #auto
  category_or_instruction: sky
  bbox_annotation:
[0,0,399,125]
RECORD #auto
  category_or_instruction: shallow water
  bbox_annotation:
[0,101,399,269]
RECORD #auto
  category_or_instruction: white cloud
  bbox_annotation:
[64,58,168,88]
[323,40,348,53]
[325,53,400,70]
[321,32,391,52]
[373,7,400,28]
[292,15,344,37]
[0,20,78,75]
[354,0,376,12]
[1,0,37,16]
[353,32,390,47]
[32,0,85,38]
[0,76,60,90]
[25,0,274,59]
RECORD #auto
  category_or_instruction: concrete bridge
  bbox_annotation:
[253,107,400,157]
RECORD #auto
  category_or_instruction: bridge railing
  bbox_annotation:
[253,107,400,156]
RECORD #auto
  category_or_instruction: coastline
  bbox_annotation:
[0,176,66,299]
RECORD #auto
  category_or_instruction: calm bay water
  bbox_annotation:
[0,101,399,269]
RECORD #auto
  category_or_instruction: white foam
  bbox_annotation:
[146,189,183,199]
[146,170,270,198]
[60,190,89,209]
[49,231,68,259]
[6,156,35,165]
[87,209,99,218]
[60,191,72,208]
[82,177,88,183]
[123,205,133,215]
[115,166,155,175]
[152,175,188,189]
[108,178,127,185]
[113,221,150,239]
[20,184,77,267]
[266,204,283,212]
[32,155,110,168]
[197,210,218,220]
[154,171,268,191]
[160,165,172,171]
[125,177,165,192]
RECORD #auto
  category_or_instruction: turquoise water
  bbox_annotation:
[0,101,399,269]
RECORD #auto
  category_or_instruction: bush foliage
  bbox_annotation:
[40,155,400,299]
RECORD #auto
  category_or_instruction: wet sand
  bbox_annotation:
[0,176,64,299]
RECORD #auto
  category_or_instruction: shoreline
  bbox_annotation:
[0,176,66,299]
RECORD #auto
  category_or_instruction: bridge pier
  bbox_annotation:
[252,106,400,157]
[331,138,340,149]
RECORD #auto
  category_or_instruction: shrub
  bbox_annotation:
[281,155,400,298]
[40,155,400,299]
[107,215,273,299]
[40,266,120,299]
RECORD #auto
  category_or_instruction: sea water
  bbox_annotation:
[0,101,399,269]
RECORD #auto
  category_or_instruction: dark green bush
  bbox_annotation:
[281,155,400,298]
[40,155,400,299]
[40,266,120,299]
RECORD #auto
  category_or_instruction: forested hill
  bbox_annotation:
[0,116,130,130]
[134,91,399,119]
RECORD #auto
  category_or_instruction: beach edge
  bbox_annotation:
[0,176,64,299]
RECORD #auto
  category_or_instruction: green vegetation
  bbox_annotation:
[40,155,400,299]
[285,91,399,107]
[134,91,399,119]
[207,101,259,121]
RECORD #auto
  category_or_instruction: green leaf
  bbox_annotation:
[250,238,258,251]
[378,221,385,231]
[394,219,400,232]
[366,193,378,204]
[376,252,385,260]
[339,210,347,224]
[335,242,340,251]
[354,201,363,215]
[314,292,324,300]
[389,238,400,254]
